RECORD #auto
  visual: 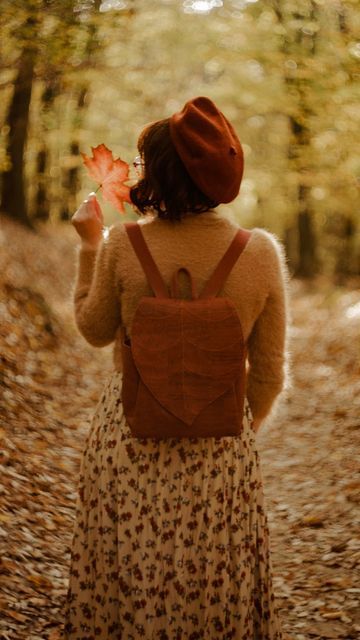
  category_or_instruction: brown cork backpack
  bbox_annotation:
[120,222,252,439]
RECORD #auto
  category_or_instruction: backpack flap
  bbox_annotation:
[131,296,245,426]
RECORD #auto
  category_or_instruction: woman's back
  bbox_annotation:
[117,211,285,339]
[66,96,289,639]
[74,210,289,422]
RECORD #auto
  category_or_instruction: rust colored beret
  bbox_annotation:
[169,96,244,204]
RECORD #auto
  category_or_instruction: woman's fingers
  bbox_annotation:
[85,193,104,222]
[93,198,103,222]
[71,193,104,242]
[72,194,103,222]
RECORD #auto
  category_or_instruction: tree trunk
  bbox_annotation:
[60,87,87,221]
[335,215,357,280]
[60,2,99,221]
[33,77,61,222]
[34,147,49,222]
[60,140,82,221]
[0,14,37,229]
[273,0,319,277]
[296,208,317,278]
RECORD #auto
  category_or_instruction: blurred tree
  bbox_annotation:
[61,0,104,221]
[33,73,62,222]
[330,0,359,277]
[60,92,87,222]
[271,0,319,277]
[0,0,358,277]
[0,1,40,228]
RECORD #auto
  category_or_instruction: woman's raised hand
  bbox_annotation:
[71,193,105,249]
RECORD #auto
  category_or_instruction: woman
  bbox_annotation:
[64,96,290,639]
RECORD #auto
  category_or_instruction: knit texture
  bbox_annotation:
[72,210,292,421]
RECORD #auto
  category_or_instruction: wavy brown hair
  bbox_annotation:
[129,118,218,222]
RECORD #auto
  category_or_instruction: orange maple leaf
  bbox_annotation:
[81,143,131,214]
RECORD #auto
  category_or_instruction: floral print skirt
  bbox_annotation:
[63,371,283,640]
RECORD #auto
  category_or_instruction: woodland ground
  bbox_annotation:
[0,214,359,640]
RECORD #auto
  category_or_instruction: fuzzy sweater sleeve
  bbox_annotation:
[246,230,291,420]
[73,226,122,347]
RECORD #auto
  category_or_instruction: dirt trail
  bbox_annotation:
[259,279,360,639]
[0,215,359,639]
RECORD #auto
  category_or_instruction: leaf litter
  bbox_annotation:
[0,214,359,639]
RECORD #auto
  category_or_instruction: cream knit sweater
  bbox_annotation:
[73,210,291,421]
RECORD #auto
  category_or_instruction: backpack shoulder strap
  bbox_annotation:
[124,222,169,298]
[199,228,252,299]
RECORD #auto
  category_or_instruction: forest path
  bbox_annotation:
[258,280,360,639]
[0,215,359,640]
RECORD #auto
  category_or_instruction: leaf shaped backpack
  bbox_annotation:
[121,222,252,439]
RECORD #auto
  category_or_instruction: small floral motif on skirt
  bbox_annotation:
[63,371,283,640]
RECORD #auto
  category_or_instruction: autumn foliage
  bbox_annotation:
[81,144,131,214]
